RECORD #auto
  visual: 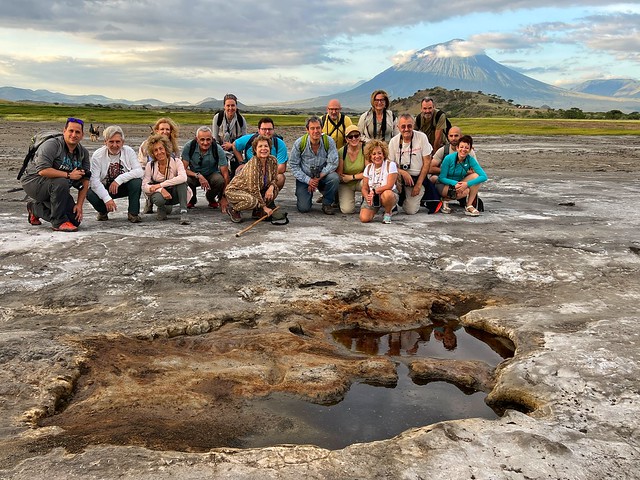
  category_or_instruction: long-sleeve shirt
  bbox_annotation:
[90,145,144,203]
[142,155,188,194]
[289,134,339,184]
[438,153,487,187]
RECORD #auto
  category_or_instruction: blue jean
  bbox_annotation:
[295,172,339,213]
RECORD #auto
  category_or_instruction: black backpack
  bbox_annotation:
[215,110,244,129]
[320,113,346,138]
[416,110,451,137]
[187,138,219,163]
[17,131,63,180]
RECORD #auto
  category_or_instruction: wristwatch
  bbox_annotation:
[195,172,200,178]
[66,172,70,179]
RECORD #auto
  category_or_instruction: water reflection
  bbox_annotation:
[332,322,513,366]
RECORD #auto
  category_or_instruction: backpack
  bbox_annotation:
[299,133,330,154]
[243,133,282,160]
[215,110,244,129]
[17,131,63,180]
[416,110,451,137]
[187,137,219,164]
[320,113,346,138]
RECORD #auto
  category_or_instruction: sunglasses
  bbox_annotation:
[346,134,361,139]
[66,117,84,126]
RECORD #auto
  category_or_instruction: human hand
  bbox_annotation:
[160,188,172,200]
[199,176,210,191]
[402,171,414,186]
[105,200,117,212]
[73,203,83,222]
[264,186,274,203]
[108,181,119,195]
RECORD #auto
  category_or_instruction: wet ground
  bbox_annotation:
[0,121,639,479]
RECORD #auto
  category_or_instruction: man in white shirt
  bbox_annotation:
[388,114,433,215]
[87,125,144,223]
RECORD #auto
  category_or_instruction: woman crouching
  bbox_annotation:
[141,134,191,225]
[436,135,487,216]
[224,135,279,223]
[359,139,399,224]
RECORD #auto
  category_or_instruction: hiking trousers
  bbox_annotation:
[22,176,79,228]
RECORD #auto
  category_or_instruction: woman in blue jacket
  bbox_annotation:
[436,135,487,216]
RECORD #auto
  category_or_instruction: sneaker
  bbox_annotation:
[97,212,109,221]
[209,201,219,209]
[382,213,392,224]
[187,201,196,209]
[441,202,451,214]
[180,211,190,225]
[322,204,335,215]
[52,221,78,232]
[227,207,243,223]
[26,202,41,225]
[127,213,142,223]
[391,205,399,216]
[143,198,154,214]
[156,206,167,221]
[315,195,324,204]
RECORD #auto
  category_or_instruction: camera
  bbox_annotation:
[372,194,381,207]
[401,163,410,170]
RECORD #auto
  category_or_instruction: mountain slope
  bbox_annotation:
[0,86,167,106]
[571,79,640,98]
[278,41,640,112]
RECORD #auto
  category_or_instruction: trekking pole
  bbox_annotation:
[235,206,279,238]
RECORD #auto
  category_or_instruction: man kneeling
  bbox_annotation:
[87,125,144,223]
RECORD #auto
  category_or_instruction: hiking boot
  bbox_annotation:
[143,198,154,214]
[440,202,451,214]
[52,221,78,232]
[322,204,334,215]
[180,211,190,225]
[26,201,41,225]
[382,213,392,224]
[128,213,142,223]
[209,201,219,209]
[156,206,168,221]
[227,207,242,223]
[97,212,109,221]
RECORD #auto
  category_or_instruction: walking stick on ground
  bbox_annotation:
[235,206,279,237]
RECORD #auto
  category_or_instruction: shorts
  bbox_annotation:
[436,182,458,200]
[361,191,400,210]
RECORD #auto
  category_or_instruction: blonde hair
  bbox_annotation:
[153,117,179,155]
[364,139,389,161]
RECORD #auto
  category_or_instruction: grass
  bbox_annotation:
[1,102,638,135]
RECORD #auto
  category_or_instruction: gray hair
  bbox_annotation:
[421,96,435,105]
[398,113,415,122]
[196,126,213,135]
[103,125,124,141]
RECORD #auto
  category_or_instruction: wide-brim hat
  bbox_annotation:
[345,125,360,137]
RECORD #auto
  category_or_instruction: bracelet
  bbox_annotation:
[352,174,356,180]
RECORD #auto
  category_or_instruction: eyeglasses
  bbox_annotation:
[346,134,360,140]
[66,117,84,126]
[259,127,274,132]
[373,98,386,103]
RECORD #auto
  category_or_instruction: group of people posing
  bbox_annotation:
[20,91,487,232]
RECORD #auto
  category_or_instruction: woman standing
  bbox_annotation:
[436,135,487,216]
[142,134,191,225]
[357,90,398,143]
[360,139,399,224]
[212,93,247,162]
[337,125,369,214]
[224,135,279,223]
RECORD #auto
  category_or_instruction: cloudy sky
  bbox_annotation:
[0,1,638,104]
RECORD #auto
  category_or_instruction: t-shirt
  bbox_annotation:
[388,130,433,177]
[181,140,227,176]
[363,160,398,192]
[234,134,288,164]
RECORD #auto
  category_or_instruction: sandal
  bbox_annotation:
[440,202,451,214]
[465,205,480,217]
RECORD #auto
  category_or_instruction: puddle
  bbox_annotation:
[332,323,515,365]
[241,363,496,450]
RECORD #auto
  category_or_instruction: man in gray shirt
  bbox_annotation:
[21,117,91,232]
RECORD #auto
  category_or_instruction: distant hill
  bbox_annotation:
[272,40,640,113]
[0,86,168,107]
[571,79,640,98]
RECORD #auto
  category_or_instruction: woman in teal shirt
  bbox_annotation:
[436,135,487,216]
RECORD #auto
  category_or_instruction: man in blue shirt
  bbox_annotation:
[232,117,288,190]
[289,116,339,215]
[181,126,229,210]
